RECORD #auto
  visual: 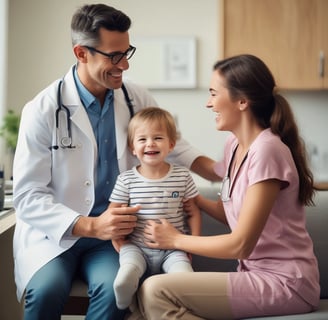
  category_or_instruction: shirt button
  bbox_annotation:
[84,180,91,186]
[85,198,91,205]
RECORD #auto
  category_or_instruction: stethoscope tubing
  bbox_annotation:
[55,80,73,148]
[52,78,134,150]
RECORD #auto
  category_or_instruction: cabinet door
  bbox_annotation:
[318,0,328,88]
[223,0,323,89]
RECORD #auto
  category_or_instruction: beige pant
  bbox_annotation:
[128,272,233,320]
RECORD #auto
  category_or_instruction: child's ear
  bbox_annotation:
[128,143,136,155]
[169,141,176,152]
[130,146,136,155]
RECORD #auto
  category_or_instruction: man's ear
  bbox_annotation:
[73,45,88,63]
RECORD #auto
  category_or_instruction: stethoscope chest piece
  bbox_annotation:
[60,136,72,148]
[51,80,75,150]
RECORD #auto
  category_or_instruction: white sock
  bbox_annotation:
[114,263,143,310]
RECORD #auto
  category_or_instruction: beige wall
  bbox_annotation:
[7,0,220,111]
[6,0,328,185]
[7,0,225,186]
[0,0,8,172]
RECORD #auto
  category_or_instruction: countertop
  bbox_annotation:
[0,208,15,234]
[314,182,328,191]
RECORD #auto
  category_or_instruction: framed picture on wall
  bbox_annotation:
[124,36,197,89]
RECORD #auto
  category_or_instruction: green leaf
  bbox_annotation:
[0,110,20,150]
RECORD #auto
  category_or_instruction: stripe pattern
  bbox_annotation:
[110,164,199,246]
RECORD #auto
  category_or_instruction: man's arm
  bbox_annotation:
[190,156,221,182]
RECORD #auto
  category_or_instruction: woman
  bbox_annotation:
[136,54,320,319]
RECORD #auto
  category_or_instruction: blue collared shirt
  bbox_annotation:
[73,66,119,216]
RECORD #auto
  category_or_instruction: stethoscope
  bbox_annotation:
[218,144,248,202]
[51,79,134,150]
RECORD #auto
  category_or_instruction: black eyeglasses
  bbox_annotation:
[85,45,136,65]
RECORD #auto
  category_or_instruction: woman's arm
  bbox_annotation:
[144,179,280,260]
[195,194,228,225]
[184,198,202,236]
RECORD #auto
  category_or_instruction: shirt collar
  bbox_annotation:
[73,65,113,109]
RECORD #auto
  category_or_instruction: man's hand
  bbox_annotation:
[72,205,140,240]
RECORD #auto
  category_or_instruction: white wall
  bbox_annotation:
[283,91,328,182]
[5,0,328,186]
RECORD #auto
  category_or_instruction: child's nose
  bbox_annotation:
[147,139,155,146]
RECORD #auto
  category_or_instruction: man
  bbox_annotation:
[13,4,217,319]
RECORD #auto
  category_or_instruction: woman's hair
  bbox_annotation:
[214,54,314,205]
[71,4,131,47]
[127,107,178,149]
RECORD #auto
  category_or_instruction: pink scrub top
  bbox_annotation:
[214,129,320,318]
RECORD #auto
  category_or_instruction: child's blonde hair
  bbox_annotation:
[128,107,178,149]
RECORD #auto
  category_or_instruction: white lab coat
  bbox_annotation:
[13,66,202,300]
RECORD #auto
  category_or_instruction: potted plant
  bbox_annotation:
[0,109,20,152]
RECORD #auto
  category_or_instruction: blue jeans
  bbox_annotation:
[24,238,127,320]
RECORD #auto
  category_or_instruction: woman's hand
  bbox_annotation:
[144,219,181,249]
[183,197,200,218]
[183,197,202,236]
